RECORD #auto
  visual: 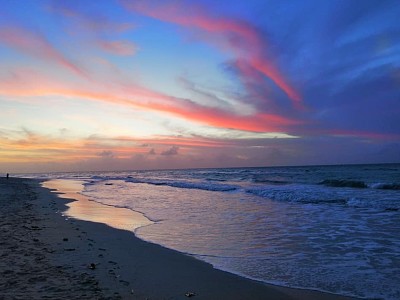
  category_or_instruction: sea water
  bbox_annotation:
[31,164,400,299]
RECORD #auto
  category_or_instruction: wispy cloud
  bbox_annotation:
[49,1,137,57]
[122,0,302,107]
[0,67,300,133]
[0,128,236,165]
[0,27,87,78]
[50,2,134,34]
[98,40,137,55]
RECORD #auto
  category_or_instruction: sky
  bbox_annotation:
[0,0,399,173]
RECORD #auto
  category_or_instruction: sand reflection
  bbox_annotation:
[42,179,153,232]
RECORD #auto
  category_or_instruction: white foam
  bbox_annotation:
[125,177,238,192]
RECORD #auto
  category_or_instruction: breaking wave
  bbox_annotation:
[319,179,367,188]
[320,179,400,190]
[246,184,400,210]
[124,177,239,192]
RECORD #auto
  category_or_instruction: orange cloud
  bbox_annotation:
[114,136,232,148]
[0,128,239,164]
[0,132,134,163]
[122,1,302,106]
[76,89,299,132]
[0,68,300,133]
[148,101,299,132]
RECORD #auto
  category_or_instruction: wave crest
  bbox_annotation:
[125,177,238,192]
[320,180,367,188]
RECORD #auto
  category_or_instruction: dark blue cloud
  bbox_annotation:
[220,0,400,140]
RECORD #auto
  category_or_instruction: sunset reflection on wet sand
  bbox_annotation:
[42,179,153,232]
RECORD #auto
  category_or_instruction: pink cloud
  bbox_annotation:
[98,40,137,56]
[50,3,136,56]
[50,4,134,34]
[122,0,302,107]
[0,67,300,133]
[0,27,87,78]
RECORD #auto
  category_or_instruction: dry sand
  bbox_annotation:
[0,177,358,299]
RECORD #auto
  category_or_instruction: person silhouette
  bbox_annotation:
[6,173,9,179]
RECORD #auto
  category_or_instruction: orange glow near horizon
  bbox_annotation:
[0,130,239,164]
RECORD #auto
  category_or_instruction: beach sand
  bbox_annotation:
[0,177,357,299]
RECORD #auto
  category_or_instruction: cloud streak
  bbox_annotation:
[49,1,137,57]
[122,0,302,107]
[0,27,87,78]
[98,40,137,55]
[0,67,300,133]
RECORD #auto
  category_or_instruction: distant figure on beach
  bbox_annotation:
[6,173,9,179]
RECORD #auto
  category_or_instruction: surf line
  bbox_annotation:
[42,179,153,232]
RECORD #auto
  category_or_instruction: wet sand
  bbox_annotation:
[0,177,358,299]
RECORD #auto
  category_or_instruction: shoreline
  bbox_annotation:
[41,179,154,233]
[0,177,357,299]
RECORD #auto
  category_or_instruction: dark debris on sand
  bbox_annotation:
[0,178,121,300]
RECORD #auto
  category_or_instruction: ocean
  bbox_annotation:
[29,164,400,299]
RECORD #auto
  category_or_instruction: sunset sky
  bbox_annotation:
[0,0,399,173]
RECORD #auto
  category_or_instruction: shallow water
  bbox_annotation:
[42,179,153,232]
[32,164,400,299]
